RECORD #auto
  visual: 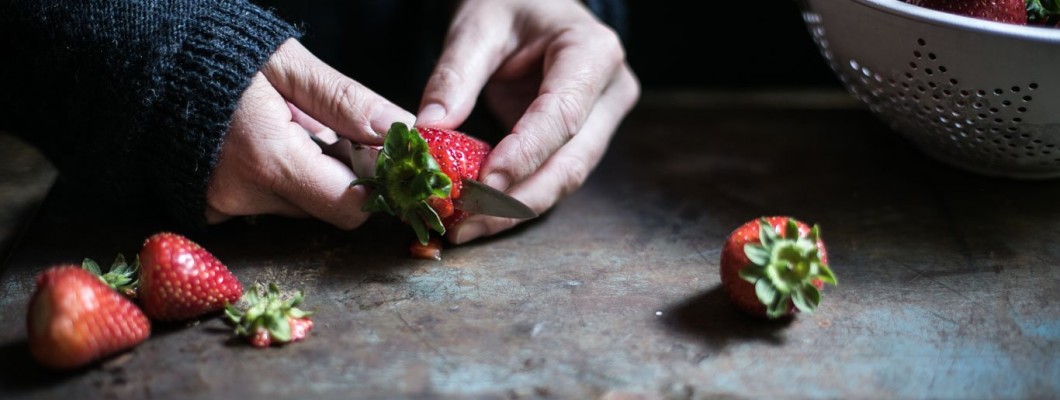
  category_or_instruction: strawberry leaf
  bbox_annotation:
[816,263,838,286]
[766,294,789,319]
[84,254,139,296]
[758,219,778,248]
[82,258,102,276]
[1029,0,1060,25]
[755,278,778,307]
[744,243,770,266]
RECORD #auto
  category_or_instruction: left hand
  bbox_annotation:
[415,0,640,244]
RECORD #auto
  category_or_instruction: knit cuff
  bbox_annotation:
[143,1,301,229]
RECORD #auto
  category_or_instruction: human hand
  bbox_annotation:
[205,39,415,229]
[415,0,640,244]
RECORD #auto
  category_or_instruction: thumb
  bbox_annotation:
[262,39,414,144]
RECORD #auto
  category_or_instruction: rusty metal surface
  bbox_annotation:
[1,93,1059,399]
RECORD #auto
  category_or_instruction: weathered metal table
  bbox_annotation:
[1,90,1057,399]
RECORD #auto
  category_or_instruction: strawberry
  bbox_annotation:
[719,217,837,319]
[27,265,150,369]
[352,122,491,245]
[138,232,242,321]
[409,237,444,260]
[905,0,1026,24]
[225,283,313,348]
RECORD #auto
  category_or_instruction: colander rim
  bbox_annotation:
[837,0,1060,42]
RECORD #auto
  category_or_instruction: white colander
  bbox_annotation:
[799,0,1060,179]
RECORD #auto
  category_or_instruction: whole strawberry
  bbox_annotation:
[225,283,313,348]
[27,266,150,369]
[906,0,1026,24]
[719,217,837,319]
[352,122,491,245]
[138,232,242,321]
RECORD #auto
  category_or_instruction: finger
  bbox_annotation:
[477,24,626,191]
[288,101,329,134]
[415,10,514,128]
[270,124,375,230]
[263,39,414,144]
[205,195,308,224]
[449,65,639,244]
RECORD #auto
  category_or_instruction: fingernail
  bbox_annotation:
[372,104,415,138]
[482,172,511,191]
[416,103,447,125]
[452,221,485,244]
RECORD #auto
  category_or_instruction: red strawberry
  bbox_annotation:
[409,237,444,260]
[27,266,150,369]
[353,122,491,245]
[225,283,313,348]
[138,232,242,321]
[906,0,1026,24]
[719,217,837,319]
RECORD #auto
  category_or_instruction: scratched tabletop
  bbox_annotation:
[0,91,1057,399]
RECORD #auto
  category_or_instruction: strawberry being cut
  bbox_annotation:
[225,283,313,348]
[27,265,150,369]
[137,232,243,321]
[719,217,837,319]
[353,122,490,246]
[905,0,1027,24]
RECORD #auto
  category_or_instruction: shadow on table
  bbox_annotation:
[0,340,82,392]
[659,285,792,350]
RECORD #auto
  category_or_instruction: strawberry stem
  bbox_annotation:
[738,218,837,319]
[351,122,451,245]
[82,254,139,298]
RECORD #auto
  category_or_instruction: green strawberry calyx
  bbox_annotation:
[1028,0,1060,25]
[351,122,452,245]
[225,282,312,345]
[82,254,139,298]
[738,218,837,319]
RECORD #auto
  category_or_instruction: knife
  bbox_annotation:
[311,135,537,219]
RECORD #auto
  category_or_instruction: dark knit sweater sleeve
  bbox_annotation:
[0,0,301,227]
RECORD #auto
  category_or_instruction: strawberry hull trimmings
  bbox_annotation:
[719,216,837,319]
[225,283,314,348]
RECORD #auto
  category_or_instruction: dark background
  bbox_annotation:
[261,1,842,101]
[624,2,840,90]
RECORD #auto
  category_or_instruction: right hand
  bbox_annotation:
[204,39,415,229]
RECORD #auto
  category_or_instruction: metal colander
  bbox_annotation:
[799,0,1060,179]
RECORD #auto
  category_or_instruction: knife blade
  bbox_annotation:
[312,135,537,219]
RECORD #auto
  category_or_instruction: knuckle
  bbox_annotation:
[328,78,371,126]
[431,64,465,92]
[553,154,592,197]
[547,92,585,141]
[510,129,550,178]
